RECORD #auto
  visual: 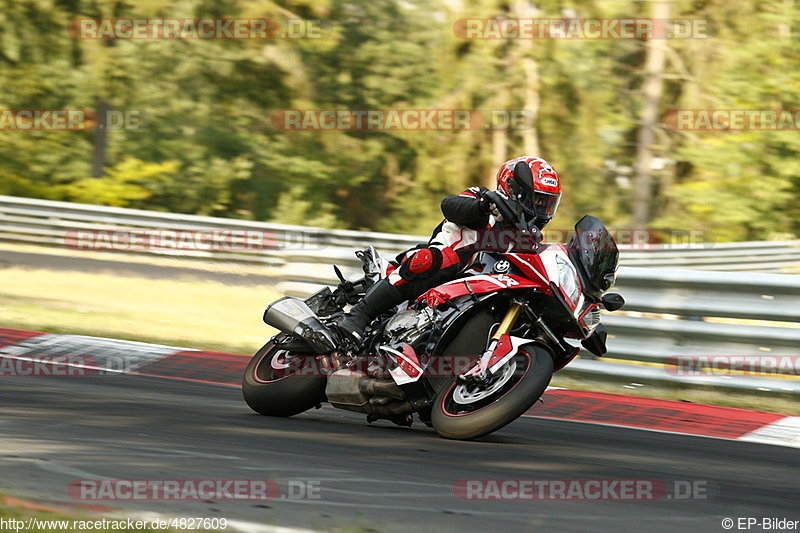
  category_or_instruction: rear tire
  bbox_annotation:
[242,339,327,417]
[431,344,553,440]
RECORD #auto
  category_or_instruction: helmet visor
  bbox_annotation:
[513,188,560,222]
[533,191,561,220]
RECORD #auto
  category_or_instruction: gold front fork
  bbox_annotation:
[492,301,523,339]
[461,301,525,381]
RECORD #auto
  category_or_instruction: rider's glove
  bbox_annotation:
[488,203,504,222]
[478,191,504,222]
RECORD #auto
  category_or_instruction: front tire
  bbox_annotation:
[431,344,553,440]
[242,338,327,417]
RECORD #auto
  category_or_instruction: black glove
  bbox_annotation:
[478,190,504,221]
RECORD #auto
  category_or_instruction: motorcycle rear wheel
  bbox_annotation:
[242,338,327,417]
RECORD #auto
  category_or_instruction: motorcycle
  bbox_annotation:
[243,166,625,440]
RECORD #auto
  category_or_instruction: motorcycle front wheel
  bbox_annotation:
[431,344,553,440]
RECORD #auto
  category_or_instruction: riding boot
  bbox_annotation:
[335,278,404,343]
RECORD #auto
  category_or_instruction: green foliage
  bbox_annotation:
[58,158,180,207]
[0,0,797,240]
[650,0,800,240]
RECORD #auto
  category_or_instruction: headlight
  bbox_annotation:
[556,256,581,304]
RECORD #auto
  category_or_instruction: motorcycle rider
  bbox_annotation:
[335,156,562,343]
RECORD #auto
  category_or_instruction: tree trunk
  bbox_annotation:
[489,127,508,189]
[521,55,541,155]
[513,1,540,156]
[91,98,108,178]
[632,0,669,227]
[778,0,793,39]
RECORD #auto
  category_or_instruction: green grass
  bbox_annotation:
[0,265,280,355]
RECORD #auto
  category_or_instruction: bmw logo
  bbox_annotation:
[493,260,511,273]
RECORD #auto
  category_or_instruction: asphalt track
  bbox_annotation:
[1,373,798,532]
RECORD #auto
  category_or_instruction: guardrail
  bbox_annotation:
[2,194,799,272]
[1,194,799,394]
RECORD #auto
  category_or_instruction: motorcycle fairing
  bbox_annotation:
[378,343,424,385]
[459,333,532,380]
[417,274,549,308]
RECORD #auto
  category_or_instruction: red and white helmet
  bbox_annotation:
[496,156,562,229]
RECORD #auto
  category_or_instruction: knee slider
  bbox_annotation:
[399,248,443,280]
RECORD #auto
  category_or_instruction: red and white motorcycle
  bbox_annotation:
[243,192,624,440]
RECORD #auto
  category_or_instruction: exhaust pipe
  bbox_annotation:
[263,297,338,354]
[358,377,406,400]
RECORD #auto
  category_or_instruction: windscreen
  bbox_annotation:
[566,215,619,298]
